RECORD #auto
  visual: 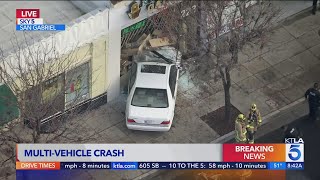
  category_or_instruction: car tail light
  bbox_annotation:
[161,120,171,125]
[127,119,135,123]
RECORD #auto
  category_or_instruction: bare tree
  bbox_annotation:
[0,33,105,178]
[152,0,280,121]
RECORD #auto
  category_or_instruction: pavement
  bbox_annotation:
[1,2,320,180]
[150,116,320,180]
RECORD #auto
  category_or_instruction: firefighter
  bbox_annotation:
[235,114,247,143]
[246,104,262,144]
[247,104,262,131]
[305,83,320,121]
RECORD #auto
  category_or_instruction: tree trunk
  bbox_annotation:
[33,119,41,143]
[219,66,232,122]
[224,82,231,122]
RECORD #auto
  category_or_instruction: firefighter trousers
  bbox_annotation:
[247,131,255,144]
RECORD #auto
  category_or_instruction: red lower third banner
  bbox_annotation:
[223,144,286,162]
[16,162,60,170]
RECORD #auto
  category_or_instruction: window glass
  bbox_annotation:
[42,74,64,104]
[141,65,166,74]
[169,66,177,97]
[65,63,90,107]
[131,88,168,108]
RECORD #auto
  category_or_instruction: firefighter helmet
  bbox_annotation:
[237,114,245,121]
[251,103,257,111]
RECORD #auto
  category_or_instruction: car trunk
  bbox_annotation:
[128,106,170,124]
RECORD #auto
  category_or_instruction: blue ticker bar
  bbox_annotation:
[16,24,65,31]
[18,162,305,171]
[111,162,138,170]
[59,162,270,170]
[138,162,269,169]
[268,162,286,170]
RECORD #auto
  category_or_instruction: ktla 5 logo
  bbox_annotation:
[286,144,304,162]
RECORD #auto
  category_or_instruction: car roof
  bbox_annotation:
[132,46,180,89]
[133,52,170,64]
[135,63,170,89]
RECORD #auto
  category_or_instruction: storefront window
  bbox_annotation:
[42,74,64,104]
[65,63,90,108]
[41,73,65,116]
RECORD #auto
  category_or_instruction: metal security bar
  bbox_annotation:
[121,19,154,48]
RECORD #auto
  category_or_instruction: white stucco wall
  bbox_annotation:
[106,26,121,102]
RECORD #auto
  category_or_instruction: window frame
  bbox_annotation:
[128,62,137,93]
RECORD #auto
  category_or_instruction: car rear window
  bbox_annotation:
[141,65,166,74]
[131,88,169,108]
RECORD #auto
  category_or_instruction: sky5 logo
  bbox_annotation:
[19,19,35,24]
[286,144,304,162]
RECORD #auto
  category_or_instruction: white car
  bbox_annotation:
[125,47,181,131]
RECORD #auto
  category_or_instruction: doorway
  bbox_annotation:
[120,14,168,94]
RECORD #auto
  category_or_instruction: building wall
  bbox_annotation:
[2,38,108,109]
[0,8,110,123]
[107,22,121,102]
[92,36,108,98]
[60,37,109,100]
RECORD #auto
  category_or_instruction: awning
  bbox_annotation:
[0,84,19,126]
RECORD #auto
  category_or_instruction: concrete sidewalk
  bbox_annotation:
[75,5,320,180]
